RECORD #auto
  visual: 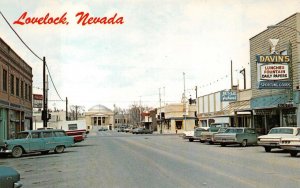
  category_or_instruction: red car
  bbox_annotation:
[65,129,87,143]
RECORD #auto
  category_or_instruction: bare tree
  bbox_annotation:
[69,105,85,120]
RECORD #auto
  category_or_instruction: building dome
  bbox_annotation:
[88,104,113,113]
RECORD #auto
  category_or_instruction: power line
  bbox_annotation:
[0,11,63,101]
[0,11,43,61]
[46,64,63,101]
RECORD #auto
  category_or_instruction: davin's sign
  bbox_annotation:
[256,39,291,89]
[256,55,290,63]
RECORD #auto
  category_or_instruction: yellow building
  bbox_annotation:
[157,103,197,134]
[85,104,114,130]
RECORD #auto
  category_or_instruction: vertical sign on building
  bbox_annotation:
[256,39,291,89]
[33,94,43,109]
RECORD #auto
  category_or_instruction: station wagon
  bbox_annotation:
[0,129,74,158]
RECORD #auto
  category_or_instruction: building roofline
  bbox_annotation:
[0,37,32,71]
[249,12,299,40]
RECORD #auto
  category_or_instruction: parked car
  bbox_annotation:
[0,166,22,188]
[124,127,133,133]
[213,127,258,147]
[182,130,194,140]
[201,127,228,144]
[0,129,74,158]
[98,126,108,131]
[280,135,300,157]
[258,127,300,152]
[132,128,153,134]
[189,127,208,142]
[65,129,87,143]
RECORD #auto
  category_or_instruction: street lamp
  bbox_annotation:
[239,68,246,90]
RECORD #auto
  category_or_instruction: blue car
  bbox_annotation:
[0,129,74,158]
[0,166,22,188]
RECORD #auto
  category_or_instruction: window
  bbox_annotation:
[280,50,288,55]
[10,74,14,95]
[68,124,78,130]
[31,132,41,138]
[42,131,53,138]
[54,131,66,137]
[16,132,29,139]
[29,85,32,101]
[176,121,182,130]
[16,78,20,97]
[25,83,28,100]
[21,81,24,98]
[3,69,7,92]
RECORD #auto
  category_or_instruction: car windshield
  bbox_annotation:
[225,128,243,133]
[268,128,293,134]
[16,132,29,139]
[219,128,227,133]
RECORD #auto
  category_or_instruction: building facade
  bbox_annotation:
[250,13,300,133]
[157,103,197,134]
[85,104,114,130]
[197,89,252,128]
[0,38,33,140]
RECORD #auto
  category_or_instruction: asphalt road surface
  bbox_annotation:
[1,130,300,188]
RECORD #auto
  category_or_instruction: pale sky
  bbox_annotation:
[0,0,299,111]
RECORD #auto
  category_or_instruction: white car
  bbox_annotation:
[182,131,194,140]
[257,127,300,152]
[280,135,300,157]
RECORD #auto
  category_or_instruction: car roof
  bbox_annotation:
[19,129,65,133]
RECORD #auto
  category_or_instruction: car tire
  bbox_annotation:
[221,143,226,147]
[54,146,65,154]
[290,151,298,157]
[189,138,194,142]
[12,146,23,158]
[200,140,205,143]
[208,141,214,145]
[264,146,271,152]
[241,140,247,147]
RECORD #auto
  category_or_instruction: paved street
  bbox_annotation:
[1,131,300,188]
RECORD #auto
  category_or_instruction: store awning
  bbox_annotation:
[222,100,251,115]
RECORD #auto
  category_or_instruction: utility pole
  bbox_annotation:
[231,60,233,89]
[42,57,48,128]
[159,88,162,134]
[66,97,68,121]
[183,72,187,131]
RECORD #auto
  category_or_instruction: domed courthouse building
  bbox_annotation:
[85,104,114,131]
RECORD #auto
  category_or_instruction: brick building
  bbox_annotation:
[0,37,33,140]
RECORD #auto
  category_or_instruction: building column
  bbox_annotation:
[279,109,283,127]
[297,104,300,127]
